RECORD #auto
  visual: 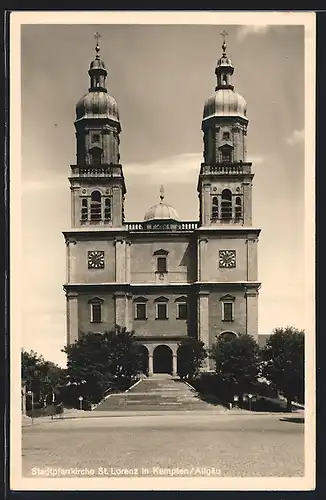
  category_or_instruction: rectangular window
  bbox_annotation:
[92,134,100,143]
[157,257,167,273]
[135,303,147,320]
[91,303,102,323]
[223,302,234,322]
[157,303,168,320]
[177,303,187,320]
[221,151,232,162]
[223,131,230,141]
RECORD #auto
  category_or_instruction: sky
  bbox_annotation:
[18,20,309,367]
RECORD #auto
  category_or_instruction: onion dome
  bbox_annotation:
[202,31,247,123]
[143,186,180,222]
[203,89,247,120]
[75,33,120,124]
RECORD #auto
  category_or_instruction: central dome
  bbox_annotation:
[203,89,247,121]
[143,202,180,222]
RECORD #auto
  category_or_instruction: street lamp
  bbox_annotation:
[27,390,34,424]
[248,393,253,411]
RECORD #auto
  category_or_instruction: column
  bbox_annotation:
[198,290,210,371]
[245,287,259,340]
[67,292,78,345]
[172,354,178,377]
[148,354,154,376]
[198,238,208,282]
[115,239,126,283]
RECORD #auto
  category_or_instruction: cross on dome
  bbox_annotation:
[94,31,101,58]
[220,29,228,55]
[160,185,165,203]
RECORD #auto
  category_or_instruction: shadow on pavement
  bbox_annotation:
[279,417,304,424]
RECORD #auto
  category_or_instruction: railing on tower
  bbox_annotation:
[125,221,199,232]
[200,162,252,175]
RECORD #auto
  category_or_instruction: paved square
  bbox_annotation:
[22,413,304,478]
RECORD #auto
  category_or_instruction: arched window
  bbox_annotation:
[90,190,102,220]
[104,198,111,220]
[235,196,242,219]
[221,189,232,219]
[212,196,219,219]
[81,198,88,220]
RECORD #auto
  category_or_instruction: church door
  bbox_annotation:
[153,345,173,374]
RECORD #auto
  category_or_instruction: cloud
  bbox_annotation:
[237,25,272,41]
[285,128,304,146]
[124,153,202,184]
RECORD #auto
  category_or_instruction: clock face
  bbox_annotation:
[88,251,105,269]
[219,250,236,268]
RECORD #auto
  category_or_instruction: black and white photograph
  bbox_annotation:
[10,10,315,491]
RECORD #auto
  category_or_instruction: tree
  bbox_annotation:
[21,349,66,404]
[210,333,261,399]
[262,327,304,412]
[62,325,143,403]
[177,337,207,380]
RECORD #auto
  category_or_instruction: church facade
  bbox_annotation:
[63,36,261,375]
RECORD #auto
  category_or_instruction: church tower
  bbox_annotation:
[196,33,261,362]
[71,34,126,228]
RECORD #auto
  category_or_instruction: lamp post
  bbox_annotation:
[248,393,253,411]
[27,391,34,424]
[78,396,83,410]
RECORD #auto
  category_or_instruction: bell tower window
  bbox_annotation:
[223,131,230,141]
[104,198,111,220]
[235,196,242,219]
[81,198,88,220]
[212,196,219,219]
[221,189,232,219]
[92,134,100,143]
[90,190,102,220]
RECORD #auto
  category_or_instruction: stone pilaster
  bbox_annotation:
[125,293,133,331]
[65,238,77,283]
[114,291,127,328]
[198,290,210,370]
[115,238,126,283]
[198,238,208,282]
[245,287,259,340]
[126,241,131,283]
[246,235,258,281]
[243,180,252,225]
[66,291,78,345]
[203,183,211,226]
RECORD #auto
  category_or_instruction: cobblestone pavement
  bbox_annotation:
[22,412,304,478]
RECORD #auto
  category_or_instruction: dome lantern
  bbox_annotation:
[75,32,120,125]
[202,31,247,124]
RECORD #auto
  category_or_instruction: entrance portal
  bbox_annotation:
[153,345,173,374]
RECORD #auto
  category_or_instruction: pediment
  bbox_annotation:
[133,296,148,303]
[220,294,236,302]
[88,296,104,304]
[153,296,169,303]
[175,296,188,303]
[153,248,169,256]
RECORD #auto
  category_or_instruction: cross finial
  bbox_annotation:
[220,29,228,54]
[160,185,164,202]
[94,31,101,56]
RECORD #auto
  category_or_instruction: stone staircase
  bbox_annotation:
[93,374,226,412]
